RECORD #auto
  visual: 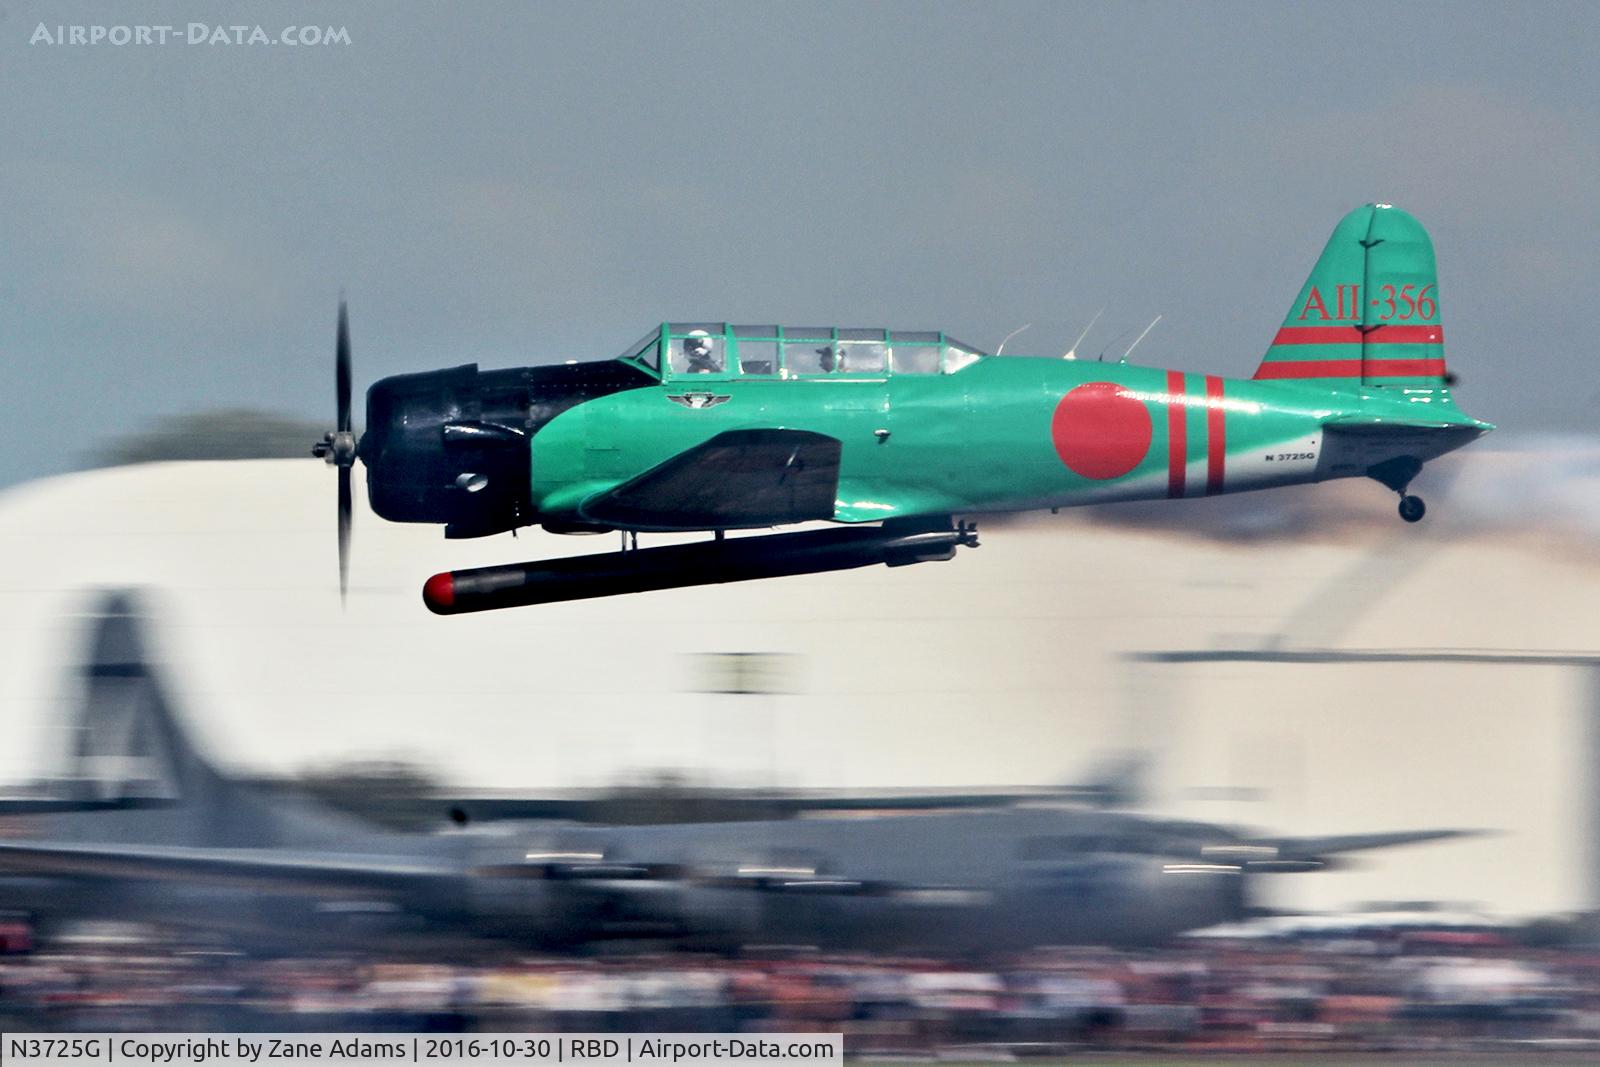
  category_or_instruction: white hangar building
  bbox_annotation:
[0,441,1596,919]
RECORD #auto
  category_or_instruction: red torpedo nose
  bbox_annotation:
[422,572,456,614]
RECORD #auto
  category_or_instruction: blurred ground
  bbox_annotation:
[5,924,1600,1053]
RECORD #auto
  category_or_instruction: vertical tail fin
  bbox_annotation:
[1254,204,1449,391]
[60,591,222,808]
[60,590,402,850]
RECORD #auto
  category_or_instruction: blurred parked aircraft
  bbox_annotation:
[0,592,1468,954]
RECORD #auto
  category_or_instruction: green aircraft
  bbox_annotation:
[312,203,1490,614]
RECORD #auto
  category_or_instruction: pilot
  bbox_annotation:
[684,331,721,373]
[816,345,838,373]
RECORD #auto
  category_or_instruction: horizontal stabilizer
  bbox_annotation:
[1266,828,1478,861]
[1323,416,1491,436]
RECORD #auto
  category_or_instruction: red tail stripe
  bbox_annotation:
[1253,358,1448,381]
[1166,370,1186,499]
[1270,325,1443,346]
[1204,375,1225,496]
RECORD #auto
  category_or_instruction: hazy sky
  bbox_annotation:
[3,1,1597,489]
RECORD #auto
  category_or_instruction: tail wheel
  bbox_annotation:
[1398,495,1426,523]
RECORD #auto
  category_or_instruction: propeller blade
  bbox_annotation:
[337,465,353,605]
[335,299,352,433]
[313,297,359,604]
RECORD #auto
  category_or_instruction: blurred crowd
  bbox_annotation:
[3,927,1600,1054]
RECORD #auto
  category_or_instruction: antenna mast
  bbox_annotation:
[1062,308,1103,360]
[995,323,1032,356]
[1121,315,1162,363]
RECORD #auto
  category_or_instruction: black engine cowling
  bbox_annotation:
[358,359,653,539]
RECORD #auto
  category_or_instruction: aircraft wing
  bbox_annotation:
[580,429,842,530]
[0,797,177,815]
[0,840,458,895]
[442,785,1122,827]
[476,856,948,901]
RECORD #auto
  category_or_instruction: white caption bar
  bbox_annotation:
[0,1035,843,1067]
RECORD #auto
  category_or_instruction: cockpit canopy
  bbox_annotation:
[617,324,989,379]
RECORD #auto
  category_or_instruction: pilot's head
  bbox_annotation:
[685,331,716,368]
[817,345,837,372]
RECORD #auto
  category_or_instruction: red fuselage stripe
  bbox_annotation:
[1166,370,1186,498]
[1204,375,1225,496]
[1270,325,1443,346]
[1253,358,1448,380]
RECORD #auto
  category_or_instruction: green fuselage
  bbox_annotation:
[350,204,1491,613]
[528,349,1487,531]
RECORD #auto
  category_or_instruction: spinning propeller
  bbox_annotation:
[310,300,358,603]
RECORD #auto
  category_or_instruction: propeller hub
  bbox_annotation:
[313,429,358,467]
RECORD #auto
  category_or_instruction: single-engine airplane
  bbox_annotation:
[313,204,1490,614]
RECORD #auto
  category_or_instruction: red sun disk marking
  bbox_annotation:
[1050,382,1153,481]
